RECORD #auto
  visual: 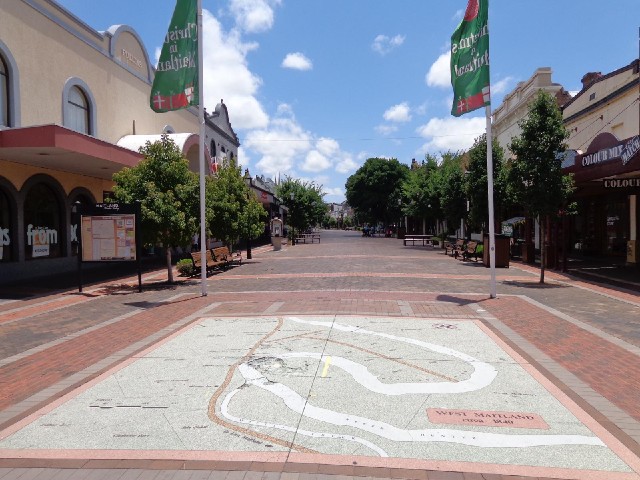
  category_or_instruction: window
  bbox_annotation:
[0,57,8,127]
[589,92,596,101]
[23,184,62,260]
[67,86,89,134]
[210,140,217,157]
[0,188,12,262]
[62,78,96,136]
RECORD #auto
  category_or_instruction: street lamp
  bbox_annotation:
[289,192,295,245]
[243,169,252,260]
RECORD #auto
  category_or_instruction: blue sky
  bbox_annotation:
[55,0,640,202]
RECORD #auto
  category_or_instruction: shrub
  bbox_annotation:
[176,258,194,276]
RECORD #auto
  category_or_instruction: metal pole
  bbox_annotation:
[485,105,497,298]
[197,0,207,296]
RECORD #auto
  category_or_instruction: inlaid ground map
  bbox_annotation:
[1,315,639,478]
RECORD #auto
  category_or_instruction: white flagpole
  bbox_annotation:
[197,0,207,296]
[485,105,497,298]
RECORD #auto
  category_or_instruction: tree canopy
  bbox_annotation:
[508,90,573,282]
[345,157,409,226]
[277,177,326,235]
[111,135,199,282]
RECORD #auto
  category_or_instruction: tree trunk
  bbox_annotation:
[539,221,546,284]
[166,246,174,284]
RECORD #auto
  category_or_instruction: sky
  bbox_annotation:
[55,0,640,203]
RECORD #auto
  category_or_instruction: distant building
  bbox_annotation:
[0,0,239,283]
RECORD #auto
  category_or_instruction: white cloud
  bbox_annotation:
[229,0,281,33]
[426,51,451,88]
[383,102,412,123]
[372,34,405,55]
[491,76,515,95]
[335,156,358,174]
[282,52,313,71]
[316,137,340,157]
[415,116,486,153]
[201,11,269,129]
[375,124,398,136]
[323,186,344,198]
[302,150,332,172]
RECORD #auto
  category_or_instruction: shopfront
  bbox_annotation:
[564,133,640,263]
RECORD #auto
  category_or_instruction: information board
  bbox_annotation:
[80,214,137,261]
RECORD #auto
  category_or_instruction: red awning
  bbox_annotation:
[0,125,143,179]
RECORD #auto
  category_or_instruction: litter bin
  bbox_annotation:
[270,217,283,251]
[483,234,510,268]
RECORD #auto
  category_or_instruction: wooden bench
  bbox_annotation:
[445,239,465,257]
[295,233,321,244]
[403,235,433,246]
[212,246,242,268]
[190,249,226,275]
[460,241,481,261]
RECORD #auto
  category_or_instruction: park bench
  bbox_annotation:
[212,246,242,268]
[460,241,481,262]
[295,233,321,244]
[445,239,465,257]
[190,249,226,275]
[403,235,434,247]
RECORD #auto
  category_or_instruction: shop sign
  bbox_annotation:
[603,178,640,189]
[622,135,640,166]
[581,144,624,167]
[26,224,58,258]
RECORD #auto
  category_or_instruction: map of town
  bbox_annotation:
[0,315,636,476]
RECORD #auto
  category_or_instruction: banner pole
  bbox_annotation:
[485,105,497,298]
[197,0,207,296]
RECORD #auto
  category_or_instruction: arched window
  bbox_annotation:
[67,86,89,134]
[0,56,8,127]
[0,188,12,262]
[62,78,97,136]
[210,140,217,158]
[23,184,62,260]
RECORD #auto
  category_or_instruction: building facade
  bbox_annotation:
[562,60,640,262]
[0,0,239,283]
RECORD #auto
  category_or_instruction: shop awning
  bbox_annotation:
[0,124,143,179]
[501,216,525,226]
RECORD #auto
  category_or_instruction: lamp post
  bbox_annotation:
[289,192,295,245]
[243,169,252,260]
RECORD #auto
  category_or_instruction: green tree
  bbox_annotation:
[465,135,508,233]
[508,90,573,283]
[345,157,409,227]
[277,177,326,240]
[111,135,199,283]
[402,156,440,232]
[431,152,466,234]
[207,158,266,251]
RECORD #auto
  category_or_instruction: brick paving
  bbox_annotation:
[0,230,639,480]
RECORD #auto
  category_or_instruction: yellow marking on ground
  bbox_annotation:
[321,356,332,377]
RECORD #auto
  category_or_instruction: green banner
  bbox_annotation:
[150,0,198,113]
[450,0,490,117]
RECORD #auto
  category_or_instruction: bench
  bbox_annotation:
[445,239,465,257]
[460,241,481,261]
[295,233,321,244]
[190,249,226,275]
[403,235,433,246]
[212,246,242,267]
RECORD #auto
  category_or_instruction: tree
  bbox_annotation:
[465,135,508,233]
[345,158,409,227]
[111,135,199,283]
[430,152,466,234]
[207,158,266,251]
[508,90,573,283]
[402,156,440,232]
[277,177,326,240]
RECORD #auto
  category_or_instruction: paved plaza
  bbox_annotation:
[1,230,640,479]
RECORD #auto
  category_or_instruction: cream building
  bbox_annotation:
[0,0,239,283]
[492,67,571,157]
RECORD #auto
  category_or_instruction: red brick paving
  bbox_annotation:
[481,296,640,423]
